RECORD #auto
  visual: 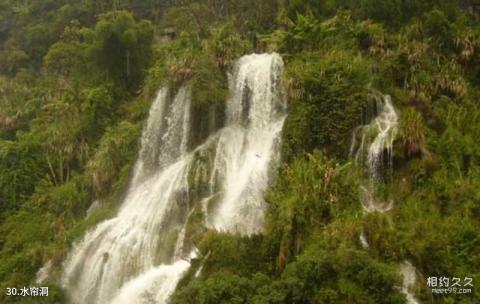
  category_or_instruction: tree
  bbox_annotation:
[43,21,87,77]
[89,10,153,91]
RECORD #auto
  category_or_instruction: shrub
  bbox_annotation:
[86,121,140,196]
[398,107,427,158]
[283,51,370,158]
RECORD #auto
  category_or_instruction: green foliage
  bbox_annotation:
[283,50,370,158]
[276,250,404,304]
[432,99,480,178]
[174,248,406,304]
[347,0,458,28]
[0,7,153,289]
[0,46,29,75]
[80,84,116,140]
[87,120,140,196]
[265,152,358,267]
[0,76,38,136]
[172,272,259,304]
[398,107,427,157]
[31,175,89,220]
[191,55,228,106]
[162,3,212,40]
[197,231,270,277]
[0,210,53,298]
[29,96,87,186]
[66,203,116,244]
[0,1,479,303]
[0,139,44,212]
[285,0,336,20]
[202,21,250,68]
[43,21,88,77]
[89,10,154,91]
[163,0,279,38]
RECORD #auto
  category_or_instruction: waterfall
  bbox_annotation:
[352,96,421,303]
[366,96,398,180]
[208,53,286,234]
[62,87,194,304]
[359,231,369,249]
[62,53,286,304]
[350,94,398,213]
[35,260,52,284]
[399,261,420,304]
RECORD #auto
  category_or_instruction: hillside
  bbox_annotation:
[0,1,479,303]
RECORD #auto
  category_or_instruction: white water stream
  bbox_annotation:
[399,261,421,304]
[351,95,421,303]
[351,94,398,213]
[62,53,286,304]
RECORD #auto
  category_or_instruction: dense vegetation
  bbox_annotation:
[1,0,479,303]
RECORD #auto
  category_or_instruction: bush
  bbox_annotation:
[86,121,140,196]
[0,140,44,212]
[172,272,256,304]
[423,9,455,50]
[283,51,370,158]
[265,152,359,267]
[31,175,89,220]
[398,107,427,158]
[197,231,269,277]
[0,210,52,296]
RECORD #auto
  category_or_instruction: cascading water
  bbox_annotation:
[351,96,421,303]
[62,86,194,304]
[208,53,286,234]
[359,231,369,249]
[399,261,421,304]
[61,53,286,304]
[366,96,398,181]
[350,94,398,213]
